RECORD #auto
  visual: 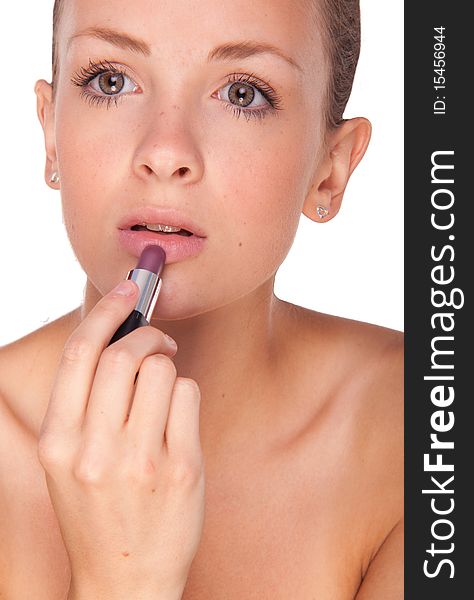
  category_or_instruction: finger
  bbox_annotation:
[165,378,202,461]
[127,354,178,451]
[83,328,178,433]
[43,281,141,436]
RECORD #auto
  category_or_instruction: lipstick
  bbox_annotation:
[107,245,166,346]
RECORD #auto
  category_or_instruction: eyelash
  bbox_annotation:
[221,72,283,121]
[70,59,283,121]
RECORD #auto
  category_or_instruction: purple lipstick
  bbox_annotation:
[108,245,166,346]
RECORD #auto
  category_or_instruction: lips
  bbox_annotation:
[117,206,207,263]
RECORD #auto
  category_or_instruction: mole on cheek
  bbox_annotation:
[238,242,242,247]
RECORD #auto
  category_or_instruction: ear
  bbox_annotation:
[34,79,60,190]
[303,117,372,222]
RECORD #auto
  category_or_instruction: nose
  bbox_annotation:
[132,106,204,185]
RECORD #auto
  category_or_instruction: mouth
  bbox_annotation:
[117,208,207,262]
[118,221,206,263]
[130,223,194,237]
[118,206,208,239]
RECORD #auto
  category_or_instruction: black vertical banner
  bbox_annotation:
[405,2,470,598]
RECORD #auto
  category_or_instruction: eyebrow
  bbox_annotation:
[209,40,302,72]
[68,27,151,56]
[67,27,302,72]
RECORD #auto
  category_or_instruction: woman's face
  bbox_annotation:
[48,0,328,319]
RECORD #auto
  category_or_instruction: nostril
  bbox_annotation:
[178,166,189,177]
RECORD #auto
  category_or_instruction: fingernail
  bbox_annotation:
[164,334,178,350]
[113,280,136,296]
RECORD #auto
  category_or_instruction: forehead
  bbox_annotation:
[58,0,324,76]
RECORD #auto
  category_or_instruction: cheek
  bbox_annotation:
[54,111,126,286]
[206,114,317,280]
[55,102,125,190]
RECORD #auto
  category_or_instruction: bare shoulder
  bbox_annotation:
[0,314,79,598]
[324,309,404,421]
[277,301,403,569]
[0,309,81,436]
[0,310,79,533]
[279,300,403,395]
[293,302,403,459]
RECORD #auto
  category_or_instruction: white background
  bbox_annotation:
[0,0,403,346]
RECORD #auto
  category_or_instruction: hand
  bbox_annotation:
[37,280,205,600]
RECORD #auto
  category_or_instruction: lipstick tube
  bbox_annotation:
[107,245,166,346]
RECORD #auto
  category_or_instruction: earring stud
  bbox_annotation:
[316,205,329,219]
[50,171,60,184]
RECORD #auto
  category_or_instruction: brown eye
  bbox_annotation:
[98,72,125,95]
[227,82,255,107]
